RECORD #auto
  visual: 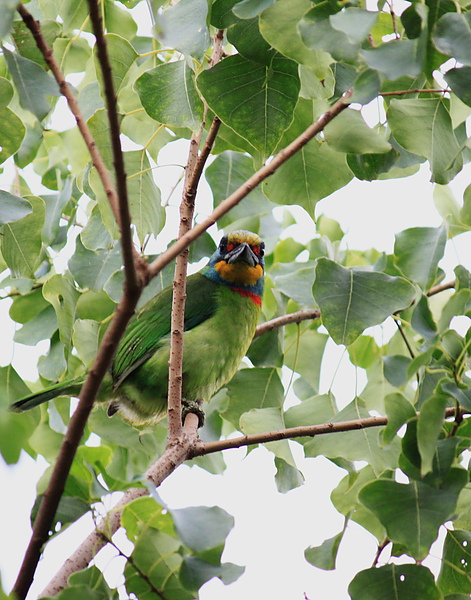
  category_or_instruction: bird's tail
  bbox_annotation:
[10,378,85,412]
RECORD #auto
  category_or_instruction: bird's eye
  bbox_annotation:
[252,243,265,257]
[218,237,227,253]
[226,243,235,252]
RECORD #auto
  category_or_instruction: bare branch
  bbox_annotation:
[192,406,462,456]
[255,309,321,337]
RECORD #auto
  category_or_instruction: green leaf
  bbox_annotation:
[0,0,17,42]
[227,17,276,65]
[0,107,26,165]
[136,61,204,130]
[324,109,391,154]
[433,12,471,65]
[11,20,62,68]
[347,149,398,181]
[304,398,400,476]
[95,33,137,98]
[72,319,99,367]
[259,0,332,74]
[284,330,328,394]
[362,39,425,80]
[69,236,122,291]
[417,394,448,476]
[124,150,165,244]
[14,305,58,346]
[205,151,274,228]
[38,334,67,381]
[156,0,210,59]
[312,258,415,346]
[383,355,412,387]
[382,392,416,445]
[3,47,60,120]
[331,9,378,44]
[349,564,442,600]
[299,15,360,63]
[233,0,275,19]
[0,191,32,225]
[387,98,463,184]
[170,505,234,553]
[394,225,447,289]
[222,367,284,428]
[42,271,80,347]
[1,195,45,278]
[350,68,382,105]
[125,529,194,600]
[42,178,73,246]
[264,138,353,218]
[445,67,471,107]
[360,469,468,559]
[240,407,300,474]
[305,524,346,570]
[180,557,244,590]
[437,530,471,595]
[197,54,300,158]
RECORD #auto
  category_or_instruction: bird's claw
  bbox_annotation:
[182,399,205,428]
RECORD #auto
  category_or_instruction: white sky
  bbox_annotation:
[1,2,471,597]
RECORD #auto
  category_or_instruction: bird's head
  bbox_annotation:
[203,231,265,301]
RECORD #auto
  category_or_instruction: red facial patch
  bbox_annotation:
[226,243,235,252]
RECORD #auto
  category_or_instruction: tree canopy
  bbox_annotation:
[1,0,471,598]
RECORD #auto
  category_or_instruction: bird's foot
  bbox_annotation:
[182,399,205,428]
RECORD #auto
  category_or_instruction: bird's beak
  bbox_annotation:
[225,242,259,267]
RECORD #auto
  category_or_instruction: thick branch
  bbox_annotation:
[146,89,353,281]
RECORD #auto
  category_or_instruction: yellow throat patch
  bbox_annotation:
[215,261,263,286]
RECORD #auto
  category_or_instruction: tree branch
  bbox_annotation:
[40,413,200,597]
[146,89,353,281]
[40,404,465,594]
[255,309,321,337]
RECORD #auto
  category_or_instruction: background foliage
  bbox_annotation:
[1,0,471,597]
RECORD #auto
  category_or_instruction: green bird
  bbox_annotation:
[11,230,265,425]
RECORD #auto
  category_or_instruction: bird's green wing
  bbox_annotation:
[111,272,219,388]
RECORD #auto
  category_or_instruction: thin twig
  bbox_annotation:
[372,538,390,567]
[380,89,449,96]
[255,310,321,338]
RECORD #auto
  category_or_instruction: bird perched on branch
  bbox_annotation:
[11,230,265,426]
